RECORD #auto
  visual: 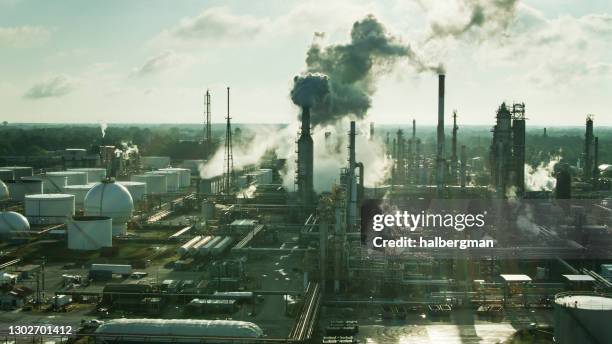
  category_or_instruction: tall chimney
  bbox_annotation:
[584,115,594,180]
[436,74,446,192]
[347,121,358,231]
[460,145,467,188]
[451,110,458,185]
[297,107,314,207]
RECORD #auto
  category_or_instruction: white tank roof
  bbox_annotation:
[25,193,73,200]
[0,211,30,234]
[556,294,612,310]
[94,319,264,338]
[0,180,8,200]
[84,180,134,224]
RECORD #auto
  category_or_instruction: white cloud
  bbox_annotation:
[24,75,76,99]
[132,50,194,77]
[0,25,50,47]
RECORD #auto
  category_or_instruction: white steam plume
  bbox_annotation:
[525,156,561,191]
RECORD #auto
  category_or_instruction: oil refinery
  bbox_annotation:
[1,1,612,344]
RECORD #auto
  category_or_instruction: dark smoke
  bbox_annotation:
[424,0,519,40]
[291,15,443,127]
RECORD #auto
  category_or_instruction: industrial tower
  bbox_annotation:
[204,89,212,157]
[223,87,234,194]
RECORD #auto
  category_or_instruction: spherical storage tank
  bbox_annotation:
[117,181,147,202]
[0,211,30,238]
[159,168,191,188]
[67,168,107,183]
[554,292,612,344]
[67,216,112,250]
[84,180,133,236]
[6,179,43,201]
[46,171,88,186]
[0,180,9,201]
[131,174,167,195]
[64,184,96,209]
[25,194,75,225]
[147,170,179,192]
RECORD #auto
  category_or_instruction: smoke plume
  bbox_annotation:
[421,0,520,41]
[525,156,561,191]
[99,121,108,138]
[291,15,443,127]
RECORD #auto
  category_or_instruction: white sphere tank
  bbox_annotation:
[131,174,167,195]
[0,211,30,237]
[554,292,612,344]
[25,194,75,225]
[6,179,44,201]
[46,171,88,185]
[84,180,133,236]
[0,180,9,201]
[64,184,96,209]
[117,181,147,202]
[67,215,112,251]
[141,156,171,170]
[159,168,191,188]
[67,168,107,183]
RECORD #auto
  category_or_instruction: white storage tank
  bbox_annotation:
[46,171,88,185]
[2,166,33,179]
[25,194,75,225]
[0,180,9,201]
[67,215,112,251]
[94,319,264,340]
[131,174,167,195]
[177,235,202,256]
[0,211,30,237]
[554,292,612,344]
[159,168,191,188]
[67,168,107,183]
[64,184,96,209]
[84,180,134,236]
[181,159,205,175]
[147,170,179,192]
[6,179,44,201]
[141,156,171,170]
[191,236,213,255]
[0,169,14,181]
[40,173,68,193]
[117,181,147,202]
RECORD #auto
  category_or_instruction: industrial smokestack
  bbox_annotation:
[348,121,358,231]
[460,145,467,188]
[584,115,594,180]
[297,107,314,208]
[436,74,446,192]
[451,110,458,185]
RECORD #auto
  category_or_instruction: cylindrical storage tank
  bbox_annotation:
[117,181,147,203]
[0,169,14,181]
[0,180,9,201]
[0,211,30,237]
[67,216,112,251]
[64,184,96,209]
[554,292,612,344]
[200,236,223,255]
[131,174,167,195]
[181,159,205,175]
[141,156,171,170]
[6,179,44,201]
[2,166,33,179]
[191,236,213,255]
[159,168,191,188]
[212,236,234,256]
[25,194,75,225]
[177,235,202,256]
[94,319,264,339]
[147,170,179,192]
[40,174,68,193]
[46,171,88,186]
[202,199,215,221]
[84,180,134,236]
[67,168,107,183]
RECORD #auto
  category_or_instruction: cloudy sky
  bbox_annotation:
[1,0,611,125]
